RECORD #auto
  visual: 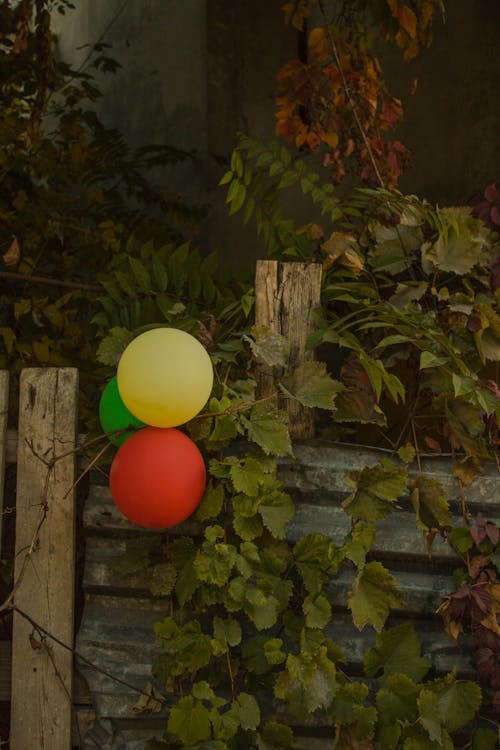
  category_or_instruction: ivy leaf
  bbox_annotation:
[241,634,273,674]
[246,326,289,367]
[235,692,261,730]
[280,361,344,410]
[294,533,342,595]
[172,537,199,606]
[274,647,336,720]
[259,490,295,539]
[241,404,292,456]
[303,594,332,629]
[149,563,177,598]
[418,689,446,745]
[429,675,482,733]
[96,326,133,365]
[410,475,452,535]
[233,514,263,541]
[376,673,419,723]
[364,623,431,682]
[196,483,225,521]
[230,457,269,496]
[343,459,407,521]
[430,212,485,274]
[167,696,211,745]
[264,638,286,665]
[244,585,281,630]
[398,443,416,463]
[345,522,375,570]
[349,562,404,632]
[330,682,377,740]
[210,707,239,741]
[212,616,242,656]
[194,542,237,587]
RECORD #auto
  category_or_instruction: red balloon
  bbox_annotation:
[109,427,206,528]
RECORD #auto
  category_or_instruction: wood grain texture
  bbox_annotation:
[254,260,322,438]
[10,368,78,750]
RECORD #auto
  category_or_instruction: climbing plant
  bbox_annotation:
[95,156,499,745]
[275,0,446,187]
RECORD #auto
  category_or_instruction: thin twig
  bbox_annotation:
[318,0,385,188]
[12,606,167,705]
[0,270,102,292]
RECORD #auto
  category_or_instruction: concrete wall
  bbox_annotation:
[53,1,500,262]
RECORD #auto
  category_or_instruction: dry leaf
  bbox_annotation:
[3,236,20,266]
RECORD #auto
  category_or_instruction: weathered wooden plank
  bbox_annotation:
[255,260,323,438]
[10,368,78,750]
[0,371,8,557]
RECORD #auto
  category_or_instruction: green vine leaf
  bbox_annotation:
[345,522,375,570]
[235,692,261,731]
[303,594,332,629]
[247,325,289,367]
[196,483,225,521]
[424,673,483,734]
[212,616,242,656]
[264,638,286,665]
[167,696,211,745]
[274,647,337,720]
[410,475,452,535]
[343,459,407,521]
[294,533,343,595]
[349,562,404,632]
[376,673,419,724]
[233,514,263,540]
[194,541,237,587]
[280,361,345,410]
[364,623,431,682]
[329,682,377,740]
[241,404,293,456]
[172,537,199,606]
[258,490,295,539]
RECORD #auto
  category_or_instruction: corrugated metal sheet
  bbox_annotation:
[76,442,499,748]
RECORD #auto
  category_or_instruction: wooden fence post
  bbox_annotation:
[255,260,322,439]
[10,368,78,750]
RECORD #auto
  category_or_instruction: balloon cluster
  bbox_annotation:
[99,328,213,528]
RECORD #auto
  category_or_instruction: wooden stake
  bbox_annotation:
[254,260,322,438]
[10,368,78,750]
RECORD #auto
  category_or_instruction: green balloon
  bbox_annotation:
[99,376,143,446]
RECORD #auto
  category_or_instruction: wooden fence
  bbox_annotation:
[0,261,499,749]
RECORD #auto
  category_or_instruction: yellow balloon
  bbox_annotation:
[117,328,213,427]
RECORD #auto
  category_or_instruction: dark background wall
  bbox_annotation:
[54,1,500,263]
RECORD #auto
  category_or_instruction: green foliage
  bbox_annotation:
[221,138,500,458]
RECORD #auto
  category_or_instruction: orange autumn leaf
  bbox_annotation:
[3,236,21,266]
[308,26,329,62]
[386,0,417,40]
